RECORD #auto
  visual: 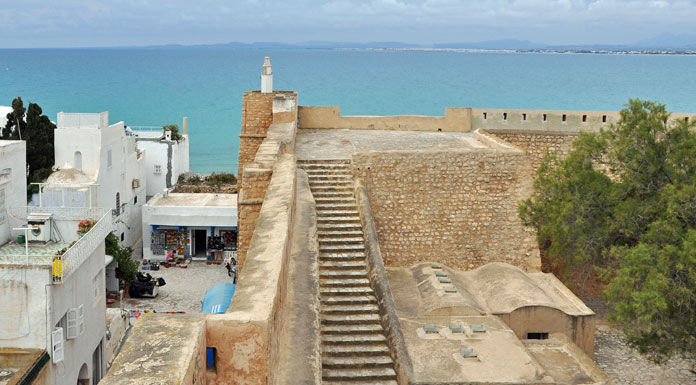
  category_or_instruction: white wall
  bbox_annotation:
[0,141,27,245]
[47,239,107,385]
[136,135,190,198]
[0,267,50,349]
[53,113,146,248]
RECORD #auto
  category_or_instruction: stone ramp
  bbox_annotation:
[299,159,398,385]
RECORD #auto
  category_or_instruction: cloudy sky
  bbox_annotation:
[1,0,695,48]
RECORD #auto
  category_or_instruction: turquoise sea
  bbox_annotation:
[1,48,695,173]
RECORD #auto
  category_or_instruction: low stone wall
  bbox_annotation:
[275,170,322,385]
[298,106,472,132]
[352,135,540,272]
[100,313,206,385]
[355,180,414,385]
[206,155,297,385]
[485,129,579,172]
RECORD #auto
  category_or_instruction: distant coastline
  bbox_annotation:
[346,47,696,55]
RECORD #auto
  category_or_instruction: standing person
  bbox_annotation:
[224,256,232,277]
[231,259,237,284]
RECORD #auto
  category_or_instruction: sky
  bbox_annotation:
[1,0,696,48]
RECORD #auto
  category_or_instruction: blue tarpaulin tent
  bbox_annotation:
[201,282,235,314]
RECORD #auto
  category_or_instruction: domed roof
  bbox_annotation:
[45,168,93,187]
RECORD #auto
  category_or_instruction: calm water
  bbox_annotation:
[1,48,695,173]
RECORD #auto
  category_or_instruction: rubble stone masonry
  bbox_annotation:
[352,148,541,272]
[486,129,579,172]
[238,91,274,178]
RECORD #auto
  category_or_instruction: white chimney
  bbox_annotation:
[261,56,273,94]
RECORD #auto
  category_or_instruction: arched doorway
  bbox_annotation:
[77,363,89,385]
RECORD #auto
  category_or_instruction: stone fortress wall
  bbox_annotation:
[299,106,696,272]
[352,131,541,272]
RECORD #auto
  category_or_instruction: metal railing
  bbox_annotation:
[5,207,112,283]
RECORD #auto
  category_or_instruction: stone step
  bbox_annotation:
[317,217,361,225]
[297,159,351,164]
[317,201,358,208]
[320,245,365,253]
[310,186,353,193]
[306,170,353,176]
[320,270,367,279]
[316,230,364,238]
[315,196,356,203]
[322,343,390,356]
[321,324,384,335]
[320,286,374,297]
[322,334,387,346]
[318,237,364,244]
[322,367,397,382]
[319,252,366,261]
[312,191,354,197]
[317,211,360,218]
[321,295,377,305]
[320,260,367,269]
[321,278,371,287]
[322,304,379,315]
[302,165,352,172]
[322,355,394,369]
[317,222,362,230]
[309,180,353,186]
[321,313,381,325]
[323,381,397,385]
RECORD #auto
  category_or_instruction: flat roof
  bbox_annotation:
[0,140,23,148]
[296,129,489,160]
[0,241,70,267]
[147,193,237,207]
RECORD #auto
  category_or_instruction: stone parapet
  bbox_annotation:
[207,155,297,385]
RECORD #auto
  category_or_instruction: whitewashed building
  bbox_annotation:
[141,192,237,260]
[130,120,190,199]
[0,204,111,385]
[40,112,147,248]
[0,140,27,243]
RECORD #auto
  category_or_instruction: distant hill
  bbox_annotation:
[137,35,696,52]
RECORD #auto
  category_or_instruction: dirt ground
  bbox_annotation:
[120,261,234,314]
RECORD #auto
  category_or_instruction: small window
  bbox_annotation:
[582,115,587,122]
[134,196,138,204]
[527,332,549,340]
[121,232,125,242]
[543,114,547,122]
[562,114,567,122]
[482,112,487,120]
[154,165,162,175]
[602,115,607,123]
[686,117,690,123]
[522,113,527,121]
[503,112,508,121]
[107,150,112,168]
[437,128,442,132]
[55,313,67,341]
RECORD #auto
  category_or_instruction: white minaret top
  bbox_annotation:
[261,56,273,94]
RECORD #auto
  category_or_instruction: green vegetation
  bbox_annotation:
[519,99,696,362]
[1,97,56,199]
[206,172,237,187]
[105,233,138,290]
[162,124,182,141]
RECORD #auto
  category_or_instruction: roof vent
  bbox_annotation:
[470,324,487,333]
[438,277,452,284]
[449,325,465,333]
[444,285,458,293]
[423,324,439,334]
[461,348,478,358]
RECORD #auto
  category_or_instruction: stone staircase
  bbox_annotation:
[298,159,398,385]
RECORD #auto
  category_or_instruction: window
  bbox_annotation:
[107,150,112,168]
[522,113,527,121]
[154,165,162,175]
[482,112,487,120]
[602,115,607,123]
[134,195,138,204]
[74,151,82,170]
[582,115,587,122]
[51,328,64,363]
[527,332,549,340]
[543,114,547,122]
[121,232,125,242]
[562,114,567,122]
[686,117,690,123]
[503,113,508,121]
[55,313,67,341]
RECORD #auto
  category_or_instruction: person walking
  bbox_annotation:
[231,260,237,284]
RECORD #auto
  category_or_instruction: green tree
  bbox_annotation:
[2,97,56,198]
[105,233,138,290]
[519,99,696,362]
[162,124,182,141]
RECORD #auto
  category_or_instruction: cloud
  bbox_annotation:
[0,0,695,47]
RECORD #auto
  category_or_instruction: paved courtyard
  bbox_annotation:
[121,261,233,314]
